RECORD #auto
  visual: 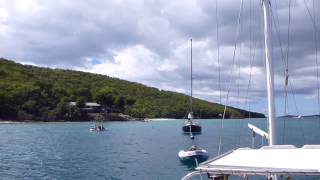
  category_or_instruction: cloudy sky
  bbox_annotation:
[0,0,319,115]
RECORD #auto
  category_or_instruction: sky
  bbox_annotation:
[0,0,319,115]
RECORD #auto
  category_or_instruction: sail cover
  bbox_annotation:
[195,145,320,176]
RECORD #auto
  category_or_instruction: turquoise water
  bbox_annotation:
[0,118,320,179]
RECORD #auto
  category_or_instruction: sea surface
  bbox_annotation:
[1,117,320,180]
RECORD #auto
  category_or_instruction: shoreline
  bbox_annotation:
[0,121,25,124]
[0,117,268,123]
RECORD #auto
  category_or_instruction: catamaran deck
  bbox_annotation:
[182,145,320,179]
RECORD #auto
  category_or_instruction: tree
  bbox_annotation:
[94,87,116,108]
[55,100,68,120]
[114,96,125,112]
[73,87,92,101]
[0,59,265,121]
[22,100,38,115]
[0,92,16,118]
[126,98,136,106]
[76,97,86,109]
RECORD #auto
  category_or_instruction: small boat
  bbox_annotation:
[90,125,106,132]
[178,145,209,161]
[90,114,106,132]
[292,115,303,119]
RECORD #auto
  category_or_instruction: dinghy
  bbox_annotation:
[90,114,106,132]
[178,145,209,161]
[90,125,106,132]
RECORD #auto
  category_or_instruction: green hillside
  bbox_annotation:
[0,58,265,121]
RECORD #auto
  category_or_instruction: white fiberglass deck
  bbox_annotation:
[196,145,320,176]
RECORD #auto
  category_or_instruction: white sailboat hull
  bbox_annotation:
[182,145,320,179]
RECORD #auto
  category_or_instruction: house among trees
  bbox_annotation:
[69,102,102,113]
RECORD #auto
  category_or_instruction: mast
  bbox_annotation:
[262,0,277,145]
[190,38,193,114]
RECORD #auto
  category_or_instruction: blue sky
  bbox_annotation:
[0,0,319,115]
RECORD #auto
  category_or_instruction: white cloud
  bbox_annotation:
[0,0,319,114]
[14,0,41,13]
[81,45,161,81]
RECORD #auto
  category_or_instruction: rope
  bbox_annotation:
[272,1,287,70]
[245,0,260,149]
[312,0,320,128]
[284,0,291,116]
[245,0,253,120]
[189,125,194,139]
[271,0,289,113]
[221,0,245,121]
[235,0,246,149]
[216,0,221,105]
[219,0,244,153]
[289,85,300,116]
[304,0,320,124]
[236,0,245,147]
[194,158,203,180]
[272,2,294,138]
[271,0,296,144]
[313,0,320,128]
[216,0,224,156]
[282,0,292,144]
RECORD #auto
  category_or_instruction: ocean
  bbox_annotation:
[0,117,319,179]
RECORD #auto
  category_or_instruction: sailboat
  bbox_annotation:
[182,39,202,134]
[182,0,320,179]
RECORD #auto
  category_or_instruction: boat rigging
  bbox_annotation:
[182,39,202,135]
[182,0,320,179]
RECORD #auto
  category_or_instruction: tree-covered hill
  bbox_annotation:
[0,58,265,121]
